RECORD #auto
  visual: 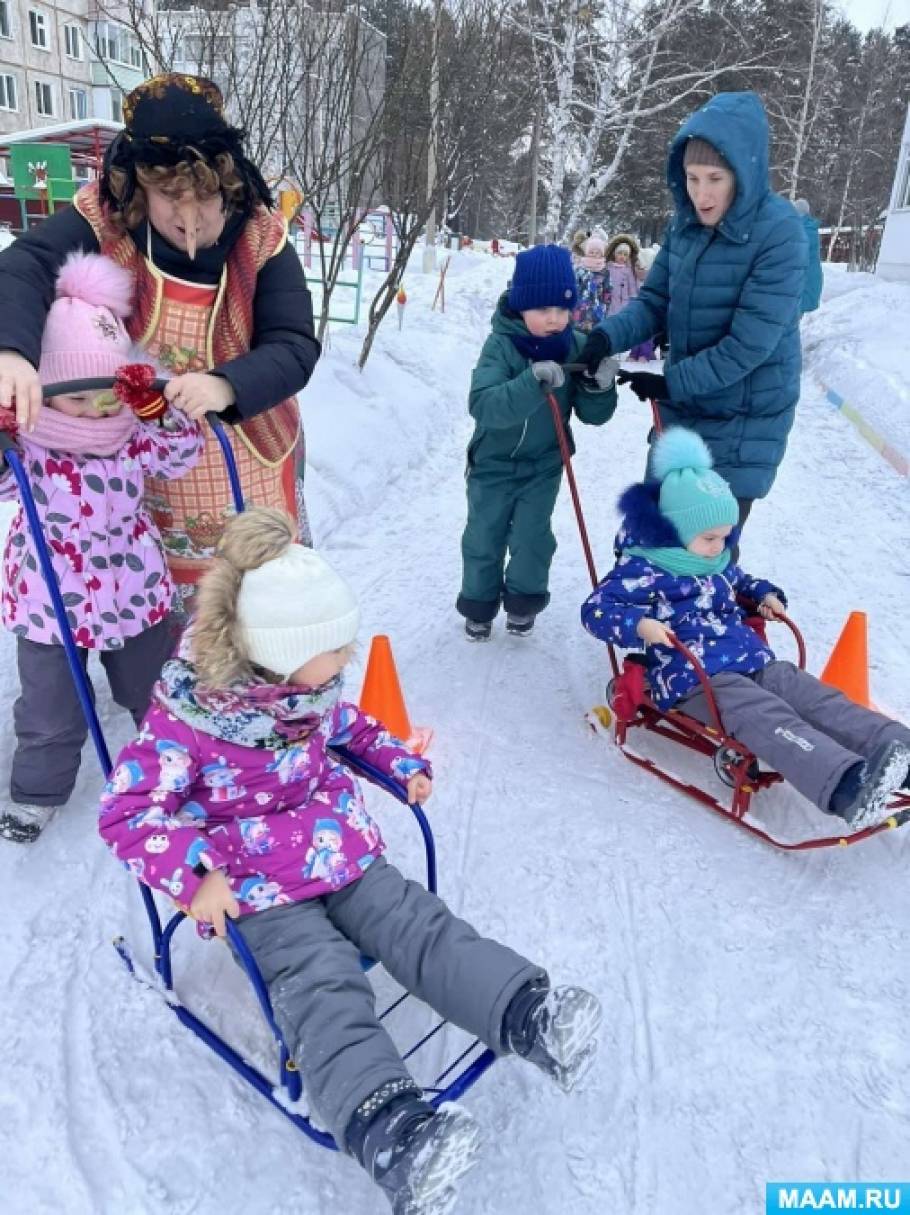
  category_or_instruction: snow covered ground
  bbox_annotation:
[1,254,908,1215]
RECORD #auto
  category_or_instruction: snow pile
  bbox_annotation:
[801,264,910,457]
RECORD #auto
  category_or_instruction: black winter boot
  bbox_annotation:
[828,740,910,829]
[348,1084,483,1215]
[505,613,535,637]
[464,619,492,642]
[502,980,602,1093]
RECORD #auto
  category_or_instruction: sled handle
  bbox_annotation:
[205,410,245,514]
[545,387,598,588]
[0,440,114,774]
[776,613,807,669]
[669,635,725,735]
[40,376,167,397]
[33,378,245,514]
[738,596,808,671]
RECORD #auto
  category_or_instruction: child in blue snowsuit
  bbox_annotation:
[582,428,910,829]
[458,244,618,641]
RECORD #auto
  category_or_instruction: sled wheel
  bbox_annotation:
[606,677,618,710]
[714,746,759,788]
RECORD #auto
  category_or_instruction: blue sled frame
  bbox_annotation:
[0,378,496,1150]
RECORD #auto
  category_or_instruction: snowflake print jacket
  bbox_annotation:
[580,479,785,710]
[98,659,432,926]
[0,414,201,648]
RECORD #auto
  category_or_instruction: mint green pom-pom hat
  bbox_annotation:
[651,428,739,545]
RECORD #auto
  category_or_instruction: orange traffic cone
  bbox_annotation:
[820,611,870,707]
[359,635,432,754]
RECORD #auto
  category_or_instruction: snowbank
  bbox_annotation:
[801,264,910,457]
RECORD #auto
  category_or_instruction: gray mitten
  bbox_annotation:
[530,361,566,390]
[588,356,621,391]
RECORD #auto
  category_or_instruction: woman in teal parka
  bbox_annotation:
[458,244,618,640]
[579,92,807,532]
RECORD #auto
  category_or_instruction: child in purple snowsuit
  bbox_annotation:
[581,428,910,830]
[0,253,202,843]
[98,506,602,1215]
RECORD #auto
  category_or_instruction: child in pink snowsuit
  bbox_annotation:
[606,235,654,361]
[98,507,602,1214]
[0,253,202,843]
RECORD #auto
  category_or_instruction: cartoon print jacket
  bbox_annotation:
[581,479,785,710]
[98,662,432,927]
[0,414,201,648]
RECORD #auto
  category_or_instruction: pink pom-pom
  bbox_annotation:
[54,253,133,318]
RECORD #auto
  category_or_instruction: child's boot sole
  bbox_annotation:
[849,742,910,830]
[395,1106,483,1215]
[540,987,604,1093]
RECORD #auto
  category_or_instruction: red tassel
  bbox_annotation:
[0,408,19,439]
[113,363,167,421]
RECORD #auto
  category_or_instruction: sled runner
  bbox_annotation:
[546,378,910,850]
[598,614,910,850]
[0,376,496,1150]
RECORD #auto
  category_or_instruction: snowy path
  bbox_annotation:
[0,256,908,1214]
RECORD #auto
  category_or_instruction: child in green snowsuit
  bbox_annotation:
[457,243,618,640]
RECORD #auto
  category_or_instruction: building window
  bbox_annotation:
[28,8,49,49]
[68,87,87,120]
[34,79,53,115]
[111,91,123,123]
[0,1,12,39]
[0,73,17,111]
[64,23,82,59]
[96,20,142,68]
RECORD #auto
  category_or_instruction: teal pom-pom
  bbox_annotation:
[650,428,714,480]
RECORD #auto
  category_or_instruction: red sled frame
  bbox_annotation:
[546,378,910,851]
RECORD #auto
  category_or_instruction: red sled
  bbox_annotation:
[602,611,910,851]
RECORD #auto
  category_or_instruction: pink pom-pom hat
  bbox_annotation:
[38,253,135,387]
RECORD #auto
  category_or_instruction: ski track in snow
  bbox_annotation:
[0,255,908,1214]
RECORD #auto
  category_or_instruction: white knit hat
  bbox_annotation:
[236,544,360,678]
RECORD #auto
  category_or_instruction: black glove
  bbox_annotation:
[577,329,611,376]
[616,370,669,403]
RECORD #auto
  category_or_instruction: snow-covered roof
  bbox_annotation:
[0,118,123,147]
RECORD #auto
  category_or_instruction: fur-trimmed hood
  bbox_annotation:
[605,233,640,265]
[615,478,739,553]
[616,480,684,549]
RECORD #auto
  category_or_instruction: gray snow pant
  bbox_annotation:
[10,620,174,806]
[231,855,543,1150]
[680,660,910,814]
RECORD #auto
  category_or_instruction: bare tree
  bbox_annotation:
[512,0,784,242]
[103,0,388,340]
[357,0,519,368]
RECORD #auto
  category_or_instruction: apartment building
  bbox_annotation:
[0,0,94,136]
[0,0,150,137]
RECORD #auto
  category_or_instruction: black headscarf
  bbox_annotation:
[100,73,272,219]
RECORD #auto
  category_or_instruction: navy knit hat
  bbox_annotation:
[508,244,578,313]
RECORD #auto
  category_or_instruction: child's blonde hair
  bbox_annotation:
[192,507,296,688]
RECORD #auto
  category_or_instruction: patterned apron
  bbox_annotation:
[141,264,310,614]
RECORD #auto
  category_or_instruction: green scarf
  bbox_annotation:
[627,545,731,577]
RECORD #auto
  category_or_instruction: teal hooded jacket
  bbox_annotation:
[467,295,618,469]
[598,92,808,498]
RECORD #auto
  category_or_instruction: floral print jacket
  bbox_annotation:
[98,665,432,925]
[0,415,201,649]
